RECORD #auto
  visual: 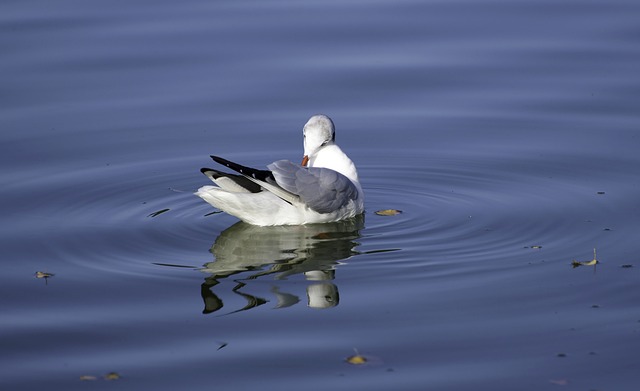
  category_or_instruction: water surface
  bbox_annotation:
[2,1,639,390]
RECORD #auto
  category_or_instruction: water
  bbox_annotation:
[2,0,639,390]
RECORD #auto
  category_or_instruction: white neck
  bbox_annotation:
[309,144,360,185]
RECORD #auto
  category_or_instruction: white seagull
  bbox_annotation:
[195,114,364,226]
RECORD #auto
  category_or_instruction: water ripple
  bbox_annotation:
[7,147,635,285]
[356,149,630,278]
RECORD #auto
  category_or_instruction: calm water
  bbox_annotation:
[2,0,639,390]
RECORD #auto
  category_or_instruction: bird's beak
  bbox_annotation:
[301,155,309,167]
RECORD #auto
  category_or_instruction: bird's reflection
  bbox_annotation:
[200,215,364,314]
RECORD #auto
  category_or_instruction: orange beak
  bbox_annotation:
[301,155,309,167]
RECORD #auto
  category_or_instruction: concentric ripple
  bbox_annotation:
[355,148,632,278]
[7,146,635,286]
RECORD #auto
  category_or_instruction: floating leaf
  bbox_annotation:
[148,208,170,217]
[346,354,368,365]
[571,248,599,268]
[79,375,97,381]
[375,209,402,216]
[34,271,54,279]
[345,348,368,365]
[103,372,121,381]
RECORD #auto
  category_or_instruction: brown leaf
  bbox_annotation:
[375,209,402,216]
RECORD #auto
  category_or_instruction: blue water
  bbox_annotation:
[2,1,639,390]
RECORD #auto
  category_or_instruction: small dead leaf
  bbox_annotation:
[35,271,54,284]
[79,375,97,381]
[375,209,402,216]
[571,248,599,268]
[346,354,368,365]
[103,372,121,381]
[34,271,54,279]
[345,348,368,365]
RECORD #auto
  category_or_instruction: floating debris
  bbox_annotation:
[103,372,121,381]
[571,259,598,268]
[571,248,599,268]
[345,348,368,365]
[620,264,634,268]
[374,209,402,216]
[528,245,543,249]
[148,208,170,217]
[34,271,54,279]
[596,191,605,195]
[35,271,54,284]
[217,342,228,351]
[79,372,121,382]
[346,354,367,365]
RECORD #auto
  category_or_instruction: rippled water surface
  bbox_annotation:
[2,1,640,390]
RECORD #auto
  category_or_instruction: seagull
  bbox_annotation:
[195,114,364,226]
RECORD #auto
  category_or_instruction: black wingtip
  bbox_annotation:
[210,155,229,166]
[207,155,275,183]
[200,165,263,193]
[210,155,247,174]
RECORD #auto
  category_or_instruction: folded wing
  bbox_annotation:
[210,156,359,214]
[268,160,359,214]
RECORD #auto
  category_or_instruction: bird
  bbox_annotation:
[195,114,364,226]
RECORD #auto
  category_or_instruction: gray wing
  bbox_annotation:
[267,160,359,214]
